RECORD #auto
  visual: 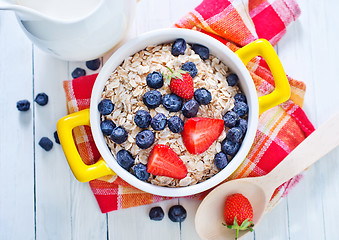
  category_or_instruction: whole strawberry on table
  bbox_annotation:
[223,193,254,240]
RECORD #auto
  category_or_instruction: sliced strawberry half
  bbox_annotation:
[182,117,224,154]
[147,144,187,179]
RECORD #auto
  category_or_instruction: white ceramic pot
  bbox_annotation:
[0,0,136,61]
[57,28,290,197]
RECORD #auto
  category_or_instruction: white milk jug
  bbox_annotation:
[0,0,136,61]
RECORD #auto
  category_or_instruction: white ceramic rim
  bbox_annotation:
[11,0,104,23]
[90,28,259,197]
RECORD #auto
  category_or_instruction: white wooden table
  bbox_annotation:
[1,0,339,239]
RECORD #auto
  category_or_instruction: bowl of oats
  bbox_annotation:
[57,28,290,197]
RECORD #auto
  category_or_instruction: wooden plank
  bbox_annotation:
[32,48,72,240]
[314,1,339,239]
[69,181,108,240]
[179,199,202,240]
[254,201,289,240]
[321,150,339,240]
[0,12,35,240]
[108,199,181,240]
[276,0,339,239]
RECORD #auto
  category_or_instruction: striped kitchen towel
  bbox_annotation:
[62,0,314,213]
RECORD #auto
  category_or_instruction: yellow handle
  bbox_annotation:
[56,109,115,182]
[235,39,291,114]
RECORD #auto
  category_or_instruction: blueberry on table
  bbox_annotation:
[151,113,167,131]
[226,73,239,87]
[146,71,164,89]
[171,38,187,56]
[168,205,187,223]
[98,99,114,115]
[136,130,155,149]
[168,116,184,133]
[86,58,101,71]
[134,110,152,129]
[162,94,183,112]
[116,149,134,170]
[221,138,240,156]
[181,62,198,78]
[182,99,199,118]
[54,131,60,144]
[234,92,247,103]
[192,44,209,60]
[143,90,162,109]
[34,93,48,106]
[71,67,86,79]
[223,111,239,128]
[110,126,128,144]
[38,137,53,151]
[214,152,229,170]
[236,118,248,135]
[100,119,116,136]
[133,163,150,181]
[194,88,212,105]
[233,101,248,117]
[149,206,165,221]
[16,99,30,111]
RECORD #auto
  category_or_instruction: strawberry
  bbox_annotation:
[223,193,254,240]
[164,67,194,99]
[182,117,224,154]
[147,144,187,179]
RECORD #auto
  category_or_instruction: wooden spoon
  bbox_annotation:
[195,113,339,240]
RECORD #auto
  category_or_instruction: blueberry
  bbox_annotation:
[181,62,198,78]
[226,73,239,87]
[149,207,165,221]
[214,152,229,170]
[71,67,86,78]
[34,93,48,106]
[168,205,187,223]
[116,149,134,170]
[134,110,151,129]
[133,163,150,181]
[233,101,248,117]
[192,44,209,60]
[182,99,199,118]
[171,38,187,56]
[236,118,248,135]
[194,88,212,105]
[151,113,167,131]
[54,131,60,144]
[234,93,247,103]
[162,94,183,112]
[168,116,184,133]
[38,137,53,151]
[146,71,164,89]
[143,90,162,109]
[110,126,128,144]
[221,139,240,156]
[86,58,101,71]
[226,127,243,142]
[16,100,30,111]
[223,111,239,128]
[100,119,116,136]
[98,99,114,115]
[136,130,155,149]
